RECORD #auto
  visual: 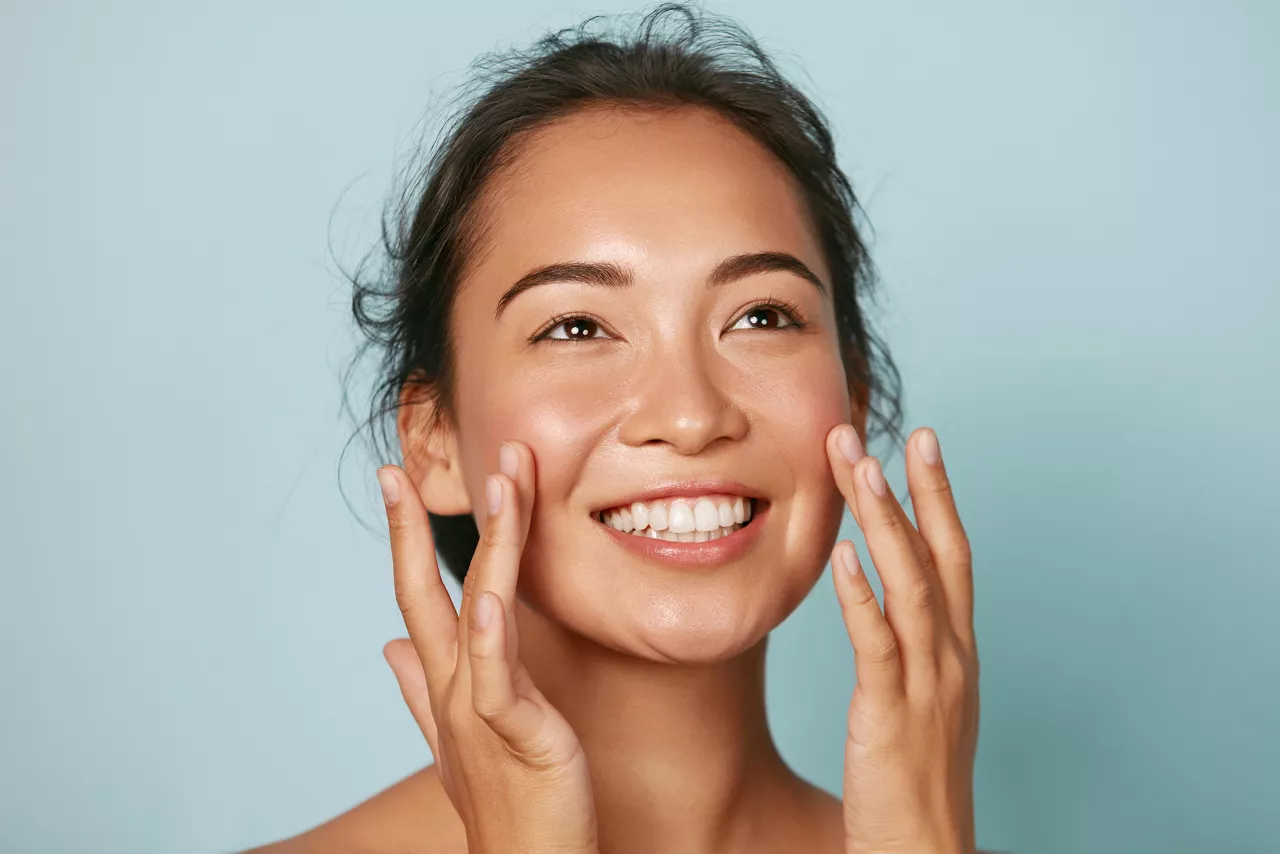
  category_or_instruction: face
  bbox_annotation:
[421,105,856,663]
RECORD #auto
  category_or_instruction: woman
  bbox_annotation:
[251,4,980,852]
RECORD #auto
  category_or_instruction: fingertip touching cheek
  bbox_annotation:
[447,105,854,663]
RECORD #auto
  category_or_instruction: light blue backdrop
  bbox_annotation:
[4,2,1277,852]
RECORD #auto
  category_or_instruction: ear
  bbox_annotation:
[396,380,472,515]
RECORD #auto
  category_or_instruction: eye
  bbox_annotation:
[533,314,611,343]
[728,299,805,332]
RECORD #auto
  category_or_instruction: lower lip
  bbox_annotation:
[594,503,769,567]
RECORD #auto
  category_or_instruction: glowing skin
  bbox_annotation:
[445,106,853,666]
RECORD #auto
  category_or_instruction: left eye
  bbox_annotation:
[543,317,607,341]
[730,306,795,331]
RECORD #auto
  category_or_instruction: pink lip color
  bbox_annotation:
[594,502,769,568]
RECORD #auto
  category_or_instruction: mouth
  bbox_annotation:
[591,493,769,567]
[594,494,760,542]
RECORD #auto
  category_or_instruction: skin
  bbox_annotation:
[246,105,979,854]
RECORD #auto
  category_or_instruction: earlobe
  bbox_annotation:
[396,382,472,515]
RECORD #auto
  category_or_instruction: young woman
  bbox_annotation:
[250,4,981,852]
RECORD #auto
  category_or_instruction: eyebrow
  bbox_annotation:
[493,251,827,318]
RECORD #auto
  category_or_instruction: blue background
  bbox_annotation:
[4,2,1277,852]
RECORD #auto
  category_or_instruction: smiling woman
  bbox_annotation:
[244,3,983,853]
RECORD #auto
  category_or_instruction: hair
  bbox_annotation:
[341,2,905,582]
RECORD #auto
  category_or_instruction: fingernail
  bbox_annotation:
[474,593,495,630]
[486,474,502,516]
[864,457,887,497]
[498,442,519,480]
[918,428,941,465]
[840,542,862,576]
[376,468,399,505]
[837,426,864,464]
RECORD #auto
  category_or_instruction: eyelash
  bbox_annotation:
[528,298,809,344]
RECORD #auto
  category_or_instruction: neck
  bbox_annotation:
[515,600,823,854]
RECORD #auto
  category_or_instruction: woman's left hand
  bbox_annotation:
[825,424,980,854]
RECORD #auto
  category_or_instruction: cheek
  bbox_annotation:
[466,365,617,514]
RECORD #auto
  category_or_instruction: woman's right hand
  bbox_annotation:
[377,440,598,854]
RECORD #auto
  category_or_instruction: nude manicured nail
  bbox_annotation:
[840,543,862,576]
[498,442,518,479]
[837,426,863,464]
[376,468,399,505]
[486,474,502,516]
[864,458,887,497]
[474,593,495,630]
[918,428,941,465]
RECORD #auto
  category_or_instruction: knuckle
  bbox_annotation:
[848,581,879,610]
[908,576,936,611]
[460,567,480,600]
[875,507,902,535]
[394,587,417,619]
[867,634,900,666]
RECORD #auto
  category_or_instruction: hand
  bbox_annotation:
[825,425,980,854]
[377,441,598,854]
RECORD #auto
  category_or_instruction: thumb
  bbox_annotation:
[384,637,440,760]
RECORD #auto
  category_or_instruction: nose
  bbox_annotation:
[616,342,750,455]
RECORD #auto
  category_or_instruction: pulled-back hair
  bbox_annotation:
[343,2,905,581]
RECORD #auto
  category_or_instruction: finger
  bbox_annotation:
[468,590,546,746]
[378,465,458,692]
[831,540,904,697]
[384,637,440,759]
[906,427,975,656]
[457,462,527,666]
[503,440,536,543]
[839,448,944,667]
[826,425,934,594]
[826,424,866,529]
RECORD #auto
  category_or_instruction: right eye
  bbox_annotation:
[534,314,611,342]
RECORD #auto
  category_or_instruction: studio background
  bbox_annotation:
[4,2,1277,852]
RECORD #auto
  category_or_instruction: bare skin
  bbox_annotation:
[246,105,978,854]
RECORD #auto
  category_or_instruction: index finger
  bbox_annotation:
[377,464,459,692]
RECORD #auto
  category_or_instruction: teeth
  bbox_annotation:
[693,498,719,532]
[668,501,695,534]
[597,493,759,538]
[630,502,648,531]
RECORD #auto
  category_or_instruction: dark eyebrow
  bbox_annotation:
[494,251,826,318]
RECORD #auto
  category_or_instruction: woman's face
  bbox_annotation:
[440,105,855,663]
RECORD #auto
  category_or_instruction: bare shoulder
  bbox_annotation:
[237,763,466,854]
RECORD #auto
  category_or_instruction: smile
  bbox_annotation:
[595,494,757,542]
[592,493,768,567]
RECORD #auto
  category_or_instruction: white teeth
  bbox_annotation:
[694,530,709,542]
[694,497,720,532]
[630,502,648,531]
[668,501,695,534]
[718,499,735,528]
[598,495,758,536]
[676,531,695,542]
[661,530,678,542]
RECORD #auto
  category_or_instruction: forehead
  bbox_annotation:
[466,104,828,283]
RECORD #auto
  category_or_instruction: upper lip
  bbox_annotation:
[591,478,767,513]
